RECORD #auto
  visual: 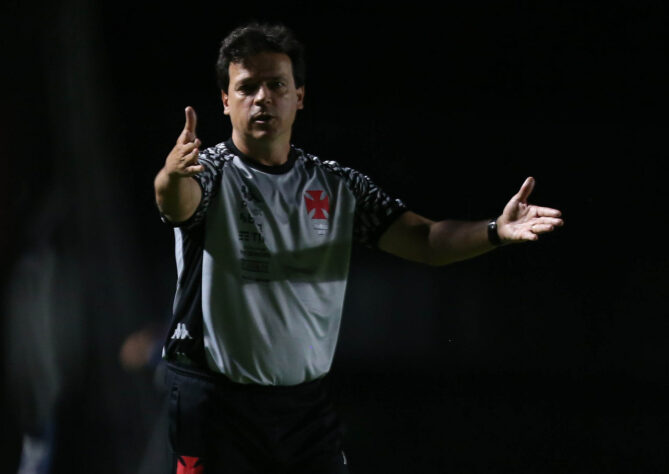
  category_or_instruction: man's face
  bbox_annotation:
[222,52,304,145]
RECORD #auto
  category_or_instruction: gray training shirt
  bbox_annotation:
[162,139,407,385]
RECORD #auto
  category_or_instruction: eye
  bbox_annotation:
[237,84,257,95]
[269,80,286,90]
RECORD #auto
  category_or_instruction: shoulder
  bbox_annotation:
[293,145,361,179]
[199,141,236,167]
[192,142,236,194]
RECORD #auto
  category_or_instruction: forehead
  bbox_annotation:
[229,52,294,83]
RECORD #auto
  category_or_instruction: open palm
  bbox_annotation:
[497,177,563,242]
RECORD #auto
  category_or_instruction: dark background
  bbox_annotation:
[2,1,667,472]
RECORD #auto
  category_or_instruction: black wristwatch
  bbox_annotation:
[487,218,502,246]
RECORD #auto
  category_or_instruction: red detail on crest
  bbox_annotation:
[305,190,330,219]
[176,455,204,474]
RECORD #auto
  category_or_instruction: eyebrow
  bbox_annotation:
[236,75,288,85]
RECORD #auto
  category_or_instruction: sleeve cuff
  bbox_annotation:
[372,205,410,248]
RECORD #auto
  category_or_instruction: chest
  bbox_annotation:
[212,160,356,250]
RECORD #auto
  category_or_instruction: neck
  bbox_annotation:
[232,131,291,166]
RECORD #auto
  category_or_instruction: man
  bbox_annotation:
[154,22,563,474]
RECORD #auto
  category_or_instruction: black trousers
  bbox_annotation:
[165,362,350,474]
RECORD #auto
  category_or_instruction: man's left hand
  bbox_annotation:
[497,177,564,243]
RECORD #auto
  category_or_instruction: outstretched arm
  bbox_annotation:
[154,106,204,223]
[378,177,563,266]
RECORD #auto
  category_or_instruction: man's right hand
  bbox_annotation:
[154,106,204,223]
[164,106,204,177]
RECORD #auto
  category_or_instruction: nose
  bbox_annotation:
[254,84,271,105]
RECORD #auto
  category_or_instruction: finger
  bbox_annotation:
[177,108,198,145]
[185,106,197,135]
[515,176,535,203]
[181,148,200,166]
[519,230,539,241]
[177,127,191,145]
[179,139,201,154]
[535,206,562,218]
[532,216,564,227]
[530,223,556,234]
[184,164,205,175]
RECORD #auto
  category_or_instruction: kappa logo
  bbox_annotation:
[176,455,204,474]
[304,190,330,219]
[170,323,193,340]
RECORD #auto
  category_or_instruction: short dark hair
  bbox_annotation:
[216,22,306,92]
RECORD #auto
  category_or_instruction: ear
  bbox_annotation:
[296,85,305,110]
[221,90,230,115]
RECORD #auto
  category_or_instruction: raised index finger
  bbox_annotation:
[178,106,198,144]
[184,106,197,135]
[516,176,535,203]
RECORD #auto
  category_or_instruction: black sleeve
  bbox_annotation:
[158,145,224,230]
[323,160,409,248]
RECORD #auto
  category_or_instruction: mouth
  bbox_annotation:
[251,112,274,124]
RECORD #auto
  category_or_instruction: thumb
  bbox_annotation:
[515,176,535,203]
[184,106,198,136]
